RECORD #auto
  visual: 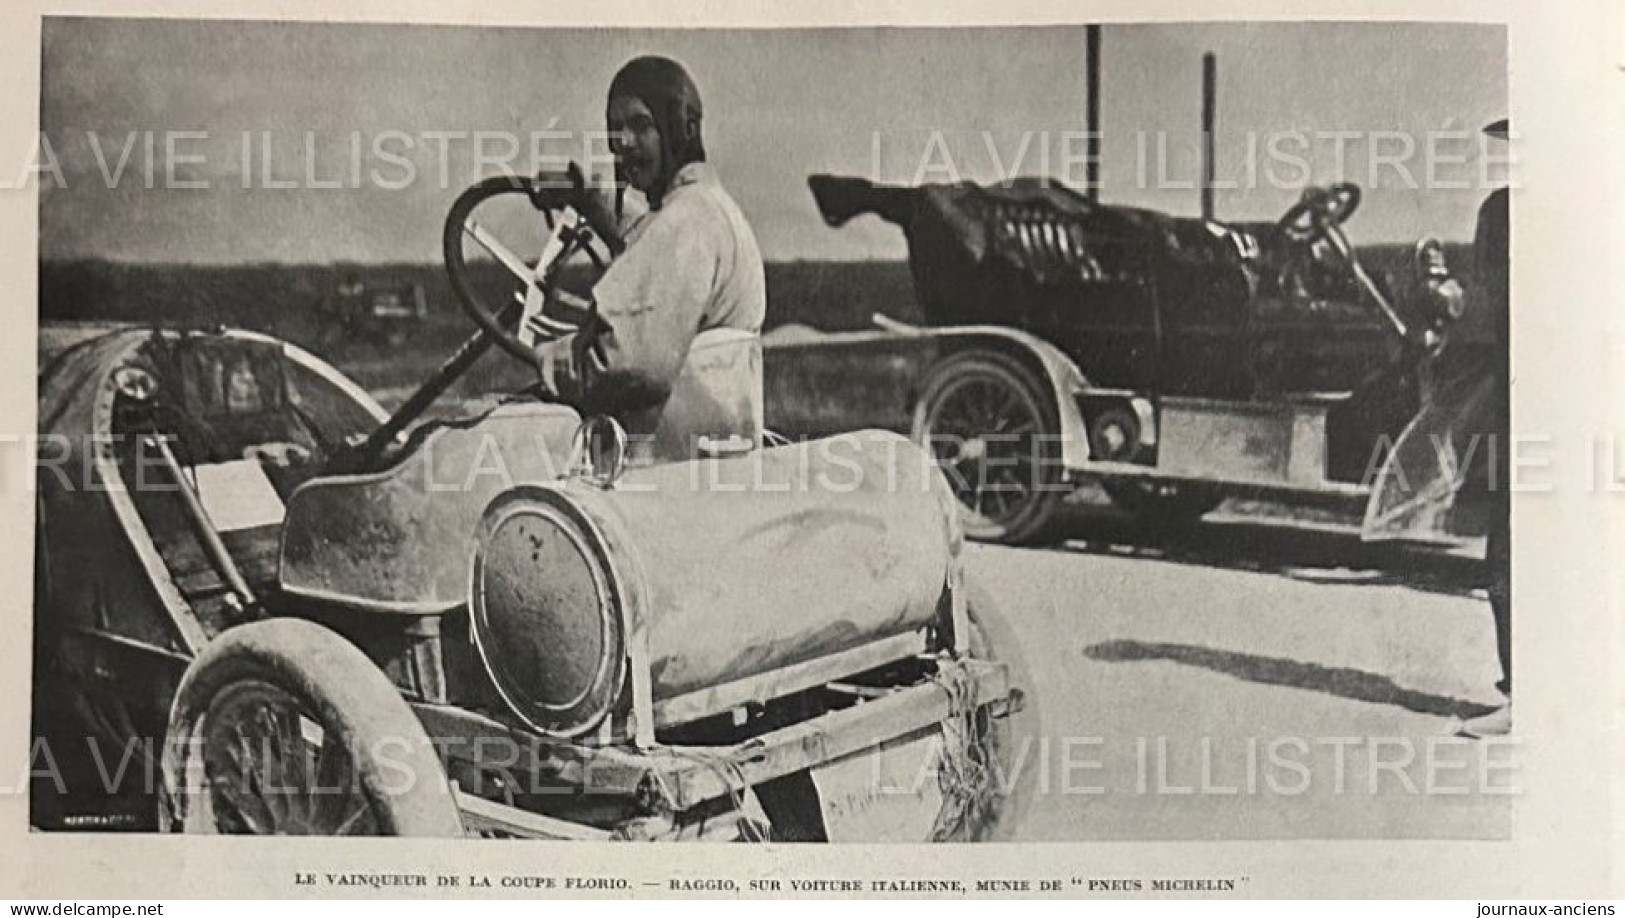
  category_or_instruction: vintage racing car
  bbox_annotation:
[30,176,1030,841]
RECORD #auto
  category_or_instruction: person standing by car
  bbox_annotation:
[532,55,767,463]
[1456,117,1511,738]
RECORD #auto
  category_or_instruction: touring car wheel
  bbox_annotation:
[162,619,463,837]
[939,574,1041,842]
[912,351,1066,545]
[1102,478,1223,527]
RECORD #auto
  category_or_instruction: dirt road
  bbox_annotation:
[969,503,1511,841]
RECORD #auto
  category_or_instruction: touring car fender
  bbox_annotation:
[886,318,1093,472]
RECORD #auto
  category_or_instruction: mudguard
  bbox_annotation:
[876,316,1093,473]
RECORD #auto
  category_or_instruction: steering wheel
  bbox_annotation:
[1274,181,1416,341]
[1276,182,1362,245]
[441,174,613,368]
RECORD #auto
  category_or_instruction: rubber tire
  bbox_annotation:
[161,619,464,836]
[911,350,1067,545]
[759,575,1040,843]
[1102,479,1223,527]
[951,572,1042,841]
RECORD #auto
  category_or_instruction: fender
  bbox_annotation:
[872,315,1094,472]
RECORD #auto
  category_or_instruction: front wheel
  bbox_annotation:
[162,619,464,836]
[912,351,1068,545]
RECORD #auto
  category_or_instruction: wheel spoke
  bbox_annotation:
[291,716,325,826]
[463,220,535,286]
[993,464,1032,495]
[253,706,298,827]
[210,775,274,834]
[950,384,988,433]
[207,721,279,835]
[273,707,313,825]
[973,383,1003,431]
[225,719,280,831]
[937,398,975,436]
[310,734,355,828]
[989,393,1023,432]
[308,734,337,824]
[950,455,980,483]
[985,481,1011,518]
[1001,469,1034,513]
[266,705,305,818]
[958,383,985,428]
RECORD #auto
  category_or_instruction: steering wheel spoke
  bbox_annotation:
[463,219,532,284]
[511,288,578,343]
[444,177,609,369]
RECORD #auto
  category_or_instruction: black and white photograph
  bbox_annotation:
[8,3,1618,901]
[22,15,1517,848]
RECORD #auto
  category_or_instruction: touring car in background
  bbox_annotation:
[783,173,1495,547]
[772,49,1502,550]
[31,174,1030,841]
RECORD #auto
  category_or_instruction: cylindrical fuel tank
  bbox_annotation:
[469,430,959,737]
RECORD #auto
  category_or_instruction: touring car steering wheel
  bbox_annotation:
[1277,182,1362,246]
[1275,181,1416,341]
[441,172,614,369]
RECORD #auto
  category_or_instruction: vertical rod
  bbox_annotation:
[1085,24,1102,203]
[1201,51,1217,221]
[147,434,257,611]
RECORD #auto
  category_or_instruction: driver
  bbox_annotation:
[534,55,767,464]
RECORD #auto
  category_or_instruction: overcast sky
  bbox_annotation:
[38,19,1506,263]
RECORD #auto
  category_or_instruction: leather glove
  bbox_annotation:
[533,333,586,403]
[527,162,585,211]
[530,162,622,253]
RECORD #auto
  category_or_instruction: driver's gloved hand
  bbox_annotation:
[527,168,577,211]
[530,162,622,255]
[533,334,587,403]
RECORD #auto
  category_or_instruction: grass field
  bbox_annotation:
[37,250,1491,532]
[38,242,1477,416]
[38,258,926,410]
